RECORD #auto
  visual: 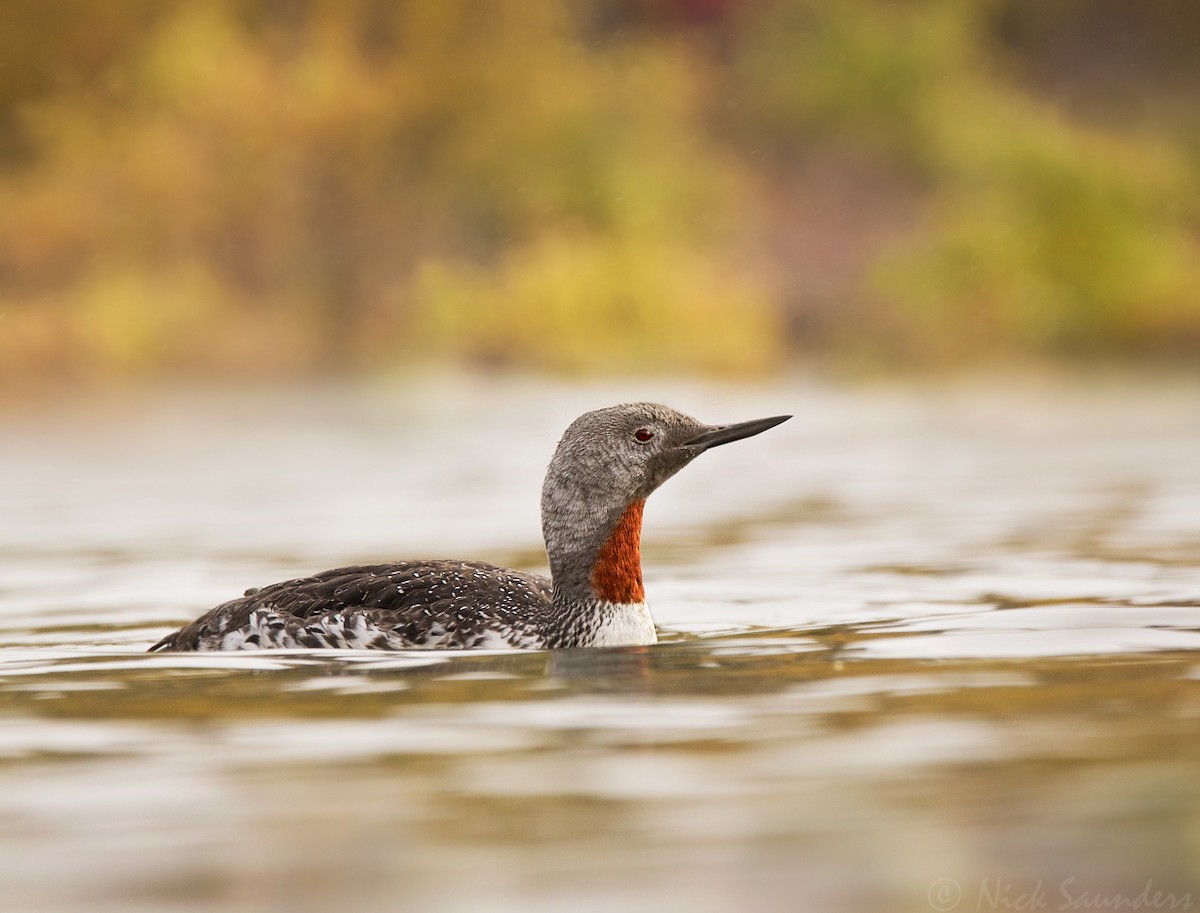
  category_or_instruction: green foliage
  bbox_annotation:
[734,0,980,169]
[1,0,1198,379]
[0,0,776,379]
[878,123,1200,360]
[734,0,1200,364]
[414,233,780,374]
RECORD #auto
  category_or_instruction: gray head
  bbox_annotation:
[540,403,790,602]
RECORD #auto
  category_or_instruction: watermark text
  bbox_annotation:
[926,877,1193,912]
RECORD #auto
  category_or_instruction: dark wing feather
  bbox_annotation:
[150,560,554,651]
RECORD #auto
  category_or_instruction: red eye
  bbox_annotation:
[634,428,654,443]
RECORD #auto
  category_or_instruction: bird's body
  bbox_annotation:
[149,559,655,650]
[150,403,788,652]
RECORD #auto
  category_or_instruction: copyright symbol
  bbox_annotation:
[928,877,962,911]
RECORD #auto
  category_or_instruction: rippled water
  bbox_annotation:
[2,376,1199,913]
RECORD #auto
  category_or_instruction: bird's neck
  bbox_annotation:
[588,500,645,604]
[542,497,657,647]
[544,498,646,608]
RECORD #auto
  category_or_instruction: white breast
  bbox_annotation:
[587,602,658,647]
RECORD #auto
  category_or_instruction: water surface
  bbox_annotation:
[2,377,1198,912]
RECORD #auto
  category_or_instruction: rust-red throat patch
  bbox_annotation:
[590,500,645,604]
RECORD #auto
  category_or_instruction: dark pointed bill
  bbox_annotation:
[683,414,791,451]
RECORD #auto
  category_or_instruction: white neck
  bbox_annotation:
[583,601,657,647]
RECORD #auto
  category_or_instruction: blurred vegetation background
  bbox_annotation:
[1,0,1199,384]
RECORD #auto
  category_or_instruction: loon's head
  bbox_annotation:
[540,402,790,603]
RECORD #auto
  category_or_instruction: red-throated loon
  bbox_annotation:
[149,403,789,651]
